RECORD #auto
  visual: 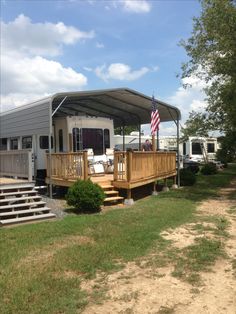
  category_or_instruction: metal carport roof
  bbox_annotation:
[51,88,181,127]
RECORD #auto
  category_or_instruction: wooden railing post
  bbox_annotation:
[83,151,88,180]
[113,152,118,181]
[127,151,133,183]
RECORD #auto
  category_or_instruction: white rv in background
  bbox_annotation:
[114,132,178,151]
[182,137,219,163]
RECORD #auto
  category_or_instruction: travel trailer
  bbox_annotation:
[114,132,178,151]
[182,136,219,163]
[0,112,114,181]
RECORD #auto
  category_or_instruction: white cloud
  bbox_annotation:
[95,63,149,81]
[1,14,95,57]
[96,42,104,48]
[120,0,151,13]
[167,75,208,123]
[1,15,92,112]
[1,55,87,112]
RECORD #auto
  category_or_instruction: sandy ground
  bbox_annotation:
[81,179,236,314]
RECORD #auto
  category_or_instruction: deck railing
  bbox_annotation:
[0,150,33,181]
[46,151,88,180]
[46,150,176,188]
[113,151,176,183]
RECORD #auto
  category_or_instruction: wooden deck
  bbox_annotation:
[46,151,177,194]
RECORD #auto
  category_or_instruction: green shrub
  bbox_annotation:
[180,168,196,186]
[200,163,217,175]
[66,180,105,213]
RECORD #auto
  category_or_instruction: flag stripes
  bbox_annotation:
[151,96,160,135]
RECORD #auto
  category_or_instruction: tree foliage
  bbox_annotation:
[114,125,139,135]
[180,0,236,132]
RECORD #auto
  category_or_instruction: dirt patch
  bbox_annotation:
[80,179,236,313]
[160,222,216,249]
[17,235,94,270]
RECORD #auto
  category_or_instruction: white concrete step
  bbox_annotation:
[0,201,46,210]
[0,190,37,197]
[0,196,41,203]
[0,207,51,217]
[0,183,35,190]
[0,213,56,226]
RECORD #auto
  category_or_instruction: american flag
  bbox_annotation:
[151,96,160,135]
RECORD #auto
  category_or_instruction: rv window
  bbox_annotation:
[0,138,7,150]
[82,128,103,155]
[22,136,32,149]
[207,143,215,153]
[72,128,82,151]
[59,129,63,152]
[39,136,53,149]
[10,138,18,150]
[104,129,110,150]
[192,143,202,155]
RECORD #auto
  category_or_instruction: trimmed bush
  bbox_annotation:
[200,163,217,175]
[66,180,105,213]
[180,168,196,186]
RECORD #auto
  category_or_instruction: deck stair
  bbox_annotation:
[99,182,124,205]
[0,182,55,226]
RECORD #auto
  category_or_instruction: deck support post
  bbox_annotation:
[124,188,134,205]
[171,176,178,189]
[162,178,169,192]
[152,181,158,195]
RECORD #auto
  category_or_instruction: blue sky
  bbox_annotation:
[1,0,208,135]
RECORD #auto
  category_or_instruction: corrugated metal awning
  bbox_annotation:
[51,88,180,127]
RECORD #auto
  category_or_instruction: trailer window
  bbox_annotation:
[59,129,63,152]
[22,136,32,149]
[0,138,7,150]
[72,128,82,152]
[82,128,103,155]
[104,129,110,150]
[39,136,53,149]
[192,143,202,155]
[207,143,215,153]
[10,138,18,150]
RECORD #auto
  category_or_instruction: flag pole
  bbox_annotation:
[156,129,159,151]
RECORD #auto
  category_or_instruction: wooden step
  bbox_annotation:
[0,195,41,203]
[104,196,124,202]
[0,201,46,210]
[0,207,51,217]
[0,190,37,197]
[0,213,56,226]
[104,190,119,195]
[100,185,114,190]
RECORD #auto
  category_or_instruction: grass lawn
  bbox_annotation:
[1,164,236,313]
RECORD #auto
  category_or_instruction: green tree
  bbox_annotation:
[114,125,139,135]
[180,0,236,132]
[181,111,213,141]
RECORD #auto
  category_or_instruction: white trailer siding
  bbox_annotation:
[0,100,50,138]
